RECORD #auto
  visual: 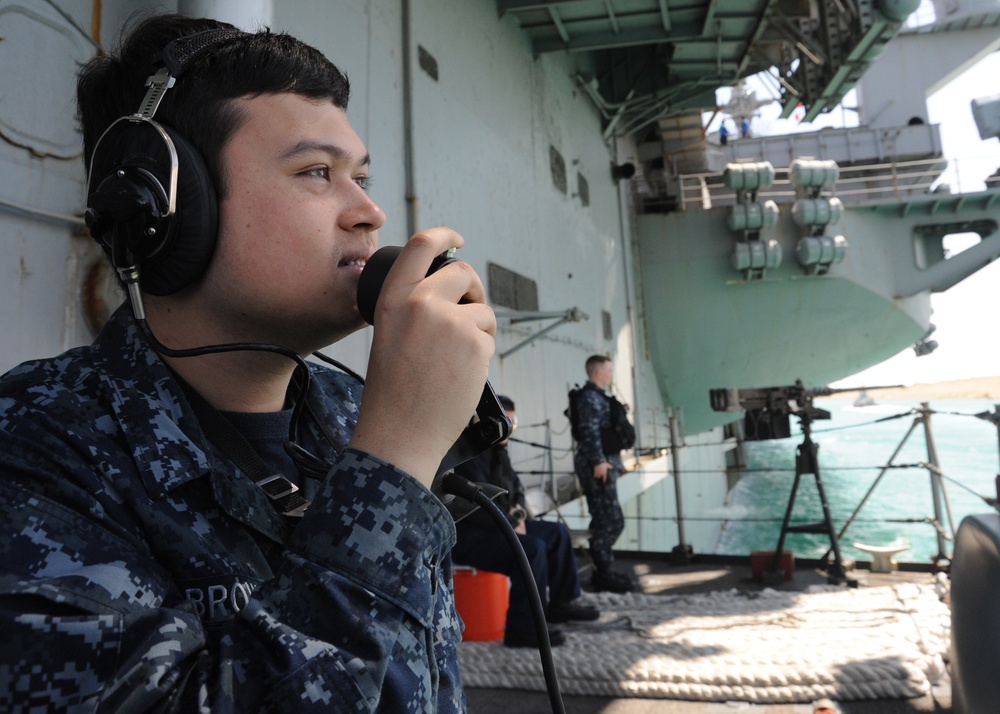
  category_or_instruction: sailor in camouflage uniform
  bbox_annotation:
[572,355,636,593]
[0,14,496,713]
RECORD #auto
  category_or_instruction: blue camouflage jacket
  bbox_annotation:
[572,381,624,473]
[0,306,464,712]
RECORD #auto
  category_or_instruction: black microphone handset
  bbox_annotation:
[356,246,512,479]
[358,248,566,711]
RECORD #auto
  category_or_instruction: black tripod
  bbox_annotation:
[771,407,855,585]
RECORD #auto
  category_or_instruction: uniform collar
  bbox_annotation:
[91,305,212,496]
[90,305,295,544]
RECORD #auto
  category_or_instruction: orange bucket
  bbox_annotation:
[750,549,795,582]
[453,568,509,641]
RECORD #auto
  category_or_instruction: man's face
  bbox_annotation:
[194,92,386,352]
[592,361,613,388]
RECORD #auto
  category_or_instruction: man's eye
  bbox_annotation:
[303,166,330,180]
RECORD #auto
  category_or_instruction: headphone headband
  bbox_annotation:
[135,29,246,122]
[161,28,246,78]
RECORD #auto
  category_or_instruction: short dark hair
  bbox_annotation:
[585,354,610,377]
[498,395,515,412]
[77,13,352,199]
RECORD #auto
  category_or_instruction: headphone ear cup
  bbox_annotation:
[86,120,218,296]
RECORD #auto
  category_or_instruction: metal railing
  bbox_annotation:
[634,155,999,213]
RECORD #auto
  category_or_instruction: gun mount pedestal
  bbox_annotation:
[710,380,885,587]
[772,409,856,586]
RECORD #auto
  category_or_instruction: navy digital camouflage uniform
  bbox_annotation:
[572,381,626,567]
[0,304,464,712]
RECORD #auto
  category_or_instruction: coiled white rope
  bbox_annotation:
[458,580,950,703]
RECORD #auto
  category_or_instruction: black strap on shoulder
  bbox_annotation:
[179,380,311,518]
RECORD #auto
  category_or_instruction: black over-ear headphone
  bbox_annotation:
[84,29,244,304]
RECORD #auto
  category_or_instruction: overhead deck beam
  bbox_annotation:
[547,5,571,42]
[604,0,620,33]
[529,14,760,53]
[497,0,918,136]
[701,0,717,37]
[497,0,594,13]
[737,0,780,74]
[532,22,698,53]
[656,0,671,32]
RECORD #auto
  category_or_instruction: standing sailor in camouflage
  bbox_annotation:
[572,355,636,593]
[0,14,497,713]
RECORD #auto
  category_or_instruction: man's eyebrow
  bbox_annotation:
[280,140,371,167]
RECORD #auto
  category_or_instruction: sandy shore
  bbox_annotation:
[827,375,1000,401]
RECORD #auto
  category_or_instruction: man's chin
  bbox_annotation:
[319,314,368,346]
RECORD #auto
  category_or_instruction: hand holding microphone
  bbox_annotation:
[347,228,509,488]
